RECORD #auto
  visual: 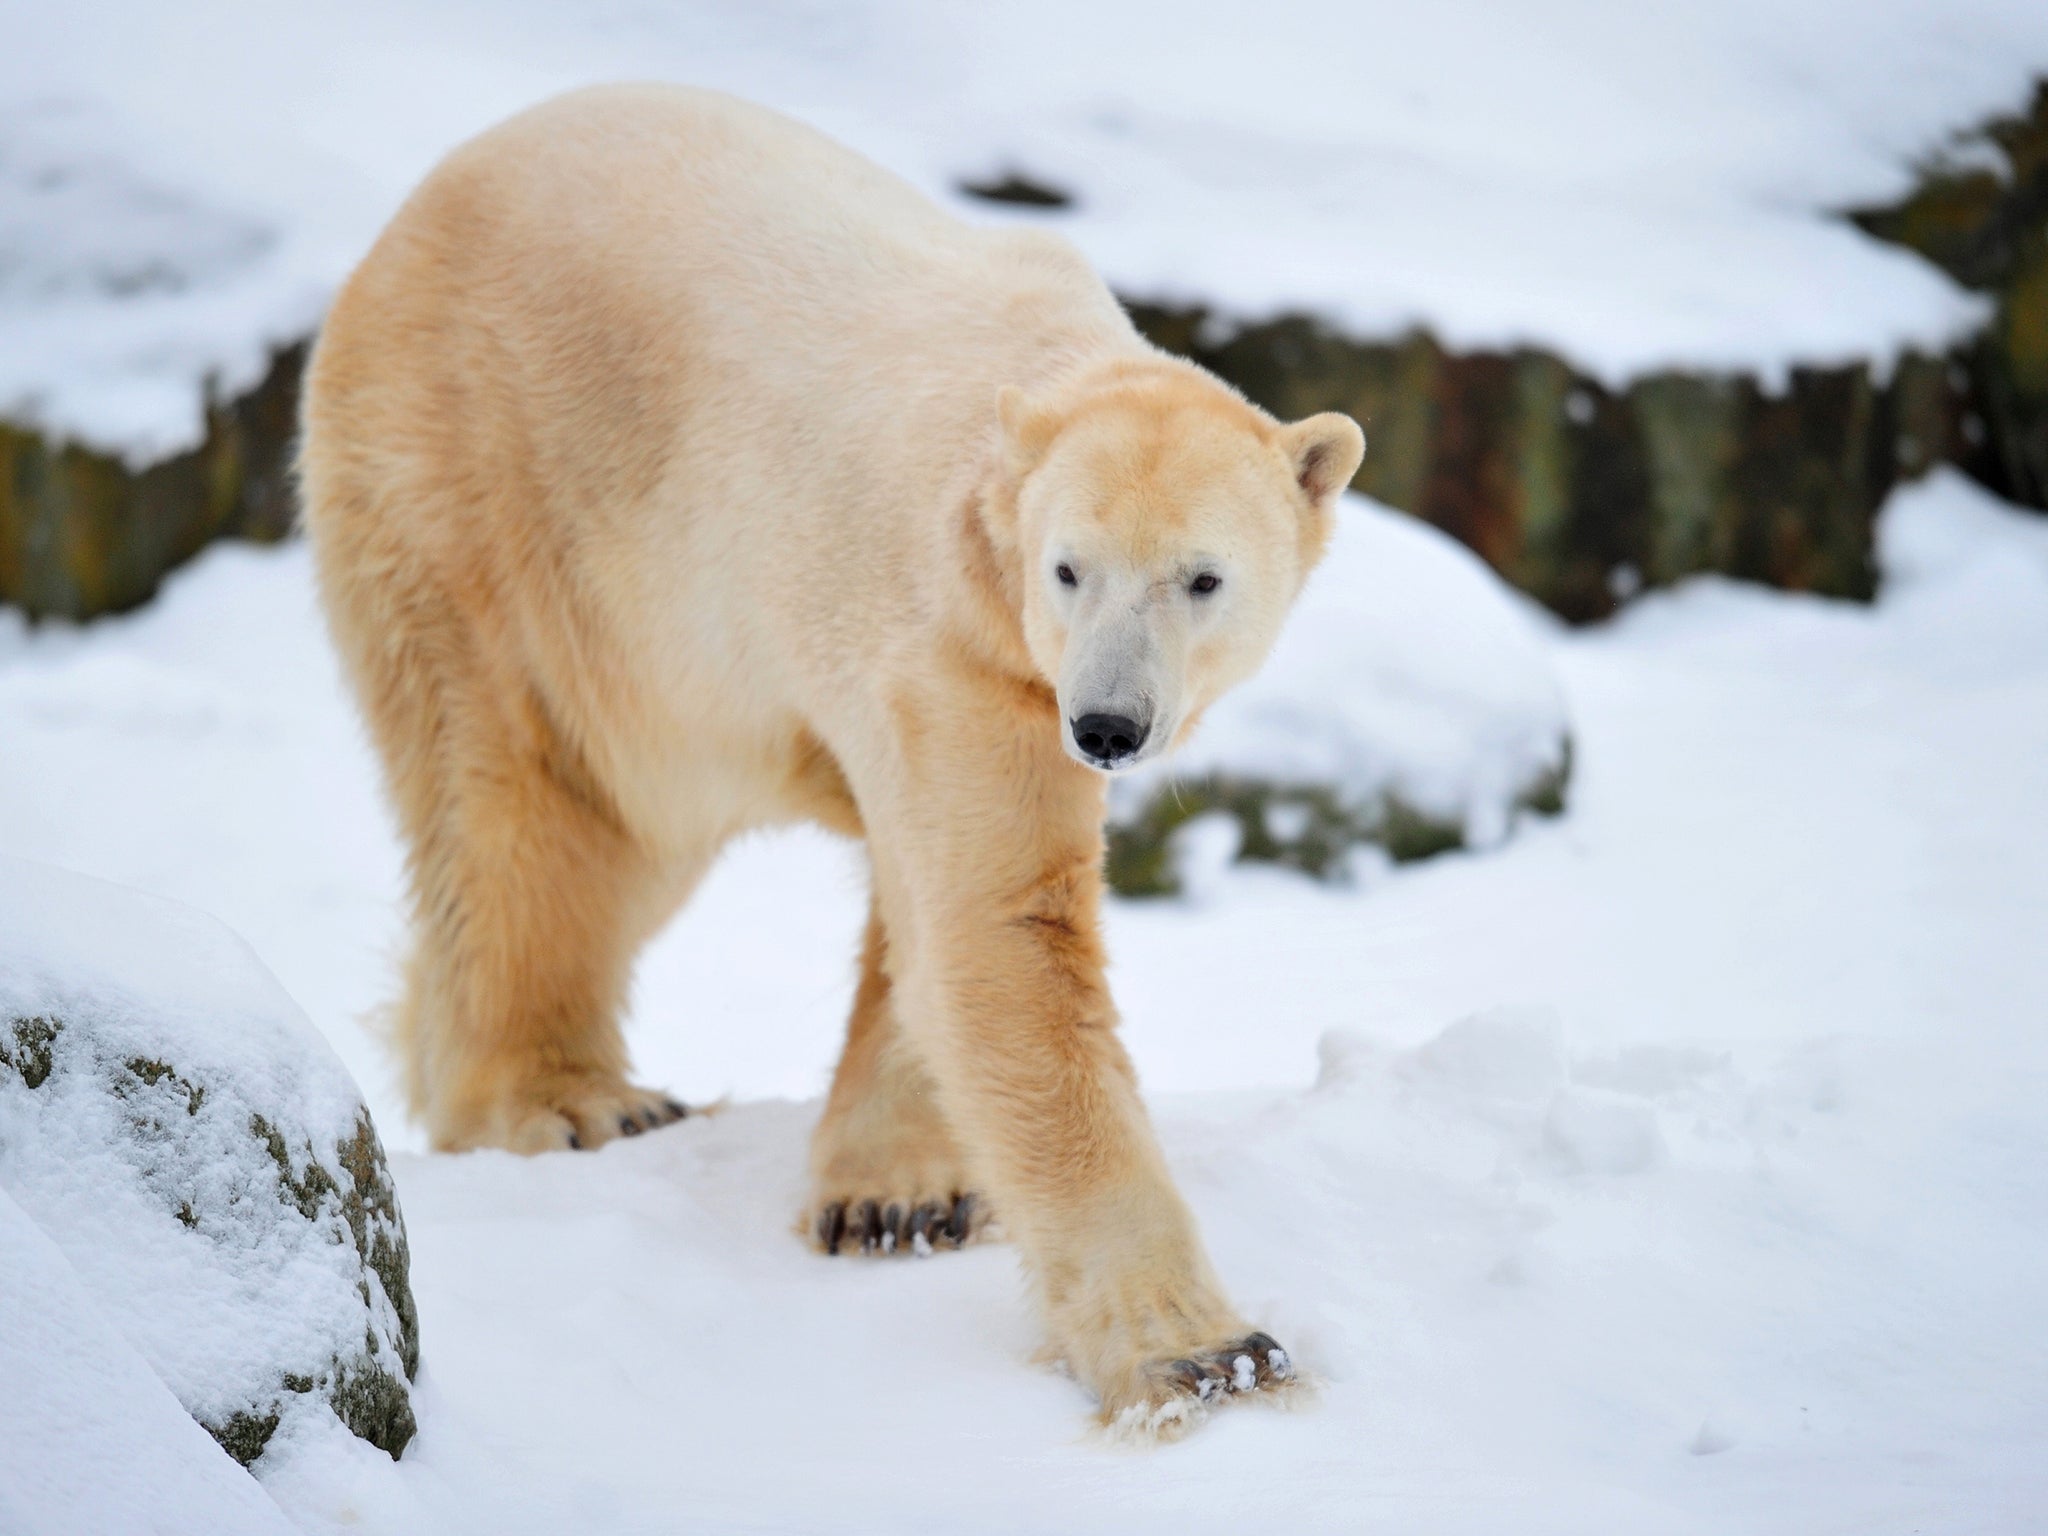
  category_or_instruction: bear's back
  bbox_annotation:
[329,83,1131,483]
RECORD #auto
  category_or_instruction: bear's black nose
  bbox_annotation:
[1071,713,1148,766]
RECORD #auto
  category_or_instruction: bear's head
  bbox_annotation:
[993,360,1363,773]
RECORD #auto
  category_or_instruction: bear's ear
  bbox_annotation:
[996,385,1061,483]
[1279,412,1365,506]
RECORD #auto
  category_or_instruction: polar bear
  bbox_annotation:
[300,83,1362,1431]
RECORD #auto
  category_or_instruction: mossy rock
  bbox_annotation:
[0,341,304,621]
[1105,743,1571,898]
[1123,299,1937,621]
[0,871,421,1470]
[1852,78,2048,513]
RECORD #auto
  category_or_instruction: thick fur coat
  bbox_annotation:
[300,83,1362,1431]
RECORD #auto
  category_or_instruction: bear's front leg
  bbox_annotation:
[804,899,993,1256]
[854,693,1295,1434]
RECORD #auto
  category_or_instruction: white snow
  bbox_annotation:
[1118,498,1570,850]
[3,467,2046,1530]
[8,0,2048,457]
[0,1189,299,1536]
[8,5,2048,1518]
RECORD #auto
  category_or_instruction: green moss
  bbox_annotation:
[1378,795,1466,864]
[244,1109,421,1458]
[336,1109,422,1381]
[1105,777,1358,897]
[119,1056,206,1115]
[247,1105,419,1458]
[1517,738,1573,818]
[206,1407,282,1468]
[1850,167,2009,288]
[1104,747,1573,898]
[327,1352,419,1459]
[0,1015,61,1090]
[250,1111,342,1219]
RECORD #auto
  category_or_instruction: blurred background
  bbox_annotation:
[3,4,2046,1533]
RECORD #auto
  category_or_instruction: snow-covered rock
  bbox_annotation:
[1108,495,1571,893]
[0,855,419,1467]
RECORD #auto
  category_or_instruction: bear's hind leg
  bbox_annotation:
[388,656,695,1154]
[804,897,992,1255]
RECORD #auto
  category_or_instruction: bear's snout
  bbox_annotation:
[1070,712,1149,767]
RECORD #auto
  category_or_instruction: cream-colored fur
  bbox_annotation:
[300,83,1362,1431]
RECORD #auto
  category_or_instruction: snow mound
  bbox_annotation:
[0,855,420,1468]
[1303,1007,1758,1189]
[1110,496,1570,890]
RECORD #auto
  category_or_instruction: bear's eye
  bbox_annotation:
[1056,564,1078,587]
[1190,572,1222,596]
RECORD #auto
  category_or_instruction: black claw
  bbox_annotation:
[944,1192,977,1247]
[1246,1332,1294,1381]
[566,1130,583,1150]
[1160,1334,1292,1402]
[619,1115,643,1136]
[663,1097,689,1122]
[820,1193,987,1256]
[1242,1331,1284,1379]
[1168,1356,1227,1401]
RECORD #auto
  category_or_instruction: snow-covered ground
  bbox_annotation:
[9,0,2048,457]
[8,3,2048,1525]
[3,468,2046,1532]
